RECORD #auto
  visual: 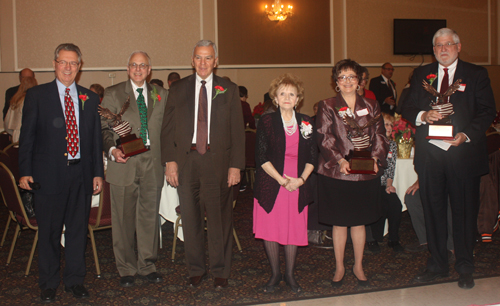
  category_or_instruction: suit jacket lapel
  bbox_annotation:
[146,83,154,120]
[187,75,196,137]
[125,80,139,116]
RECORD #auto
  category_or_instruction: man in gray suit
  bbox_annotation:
[101,51,168,287]
[161,40,245,289]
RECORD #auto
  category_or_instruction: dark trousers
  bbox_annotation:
[177,150,233,278]
[420,148,480,274]
[367,186,402,242]
[35,163,91,289]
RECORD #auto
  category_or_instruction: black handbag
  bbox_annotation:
[19,189,35,218]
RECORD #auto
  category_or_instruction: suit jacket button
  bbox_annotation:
[65,136,68,140]
[64,153,68,156]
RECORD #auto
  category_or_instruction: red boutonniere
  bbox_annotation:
[79,92,89,110]
[213,85,227,100]
[426,73,437,85]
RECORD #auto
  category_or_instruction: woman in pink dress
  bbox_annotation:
[253,74,317,293]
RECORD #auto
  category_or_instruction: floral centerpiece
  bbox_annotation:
[252,102,265,121]
[391,114,416,158]
[492,110,500,133]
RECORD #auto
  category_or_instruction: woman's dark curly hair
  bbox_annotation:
[331,58,363,85]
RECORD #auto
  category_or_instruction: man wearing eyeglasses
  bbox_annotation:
[369,62,397,115]
[18,43,104,302]
[402,28,496,289]
[101,51,168,288]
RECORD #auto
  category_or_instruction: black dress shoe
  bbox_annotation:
[388,241,404,253]
[189,272,207,287]
[214,277,229,290]
[414,269,449,283]
[367,241,381,254]
[64,284,89,298]
[40,288,56,303]
[458,273,475,289]
[331,278,343,288]
[405,242,427,253]
[352,267,369,287]
[262,274,283,293]
[120,275,135,287]
[140,272,163,283]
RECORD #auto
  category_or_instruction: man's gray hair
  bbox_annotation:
[433,28,460,46]
[54,43,82,63]
[127,51,151,66]
[192,40,218,58]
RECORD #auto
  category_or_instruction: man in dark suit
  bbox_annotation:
[18,43,104,302]
[161,40,245,289]
[402,28,496,289]
[4,68,35,119]
[101,51,168,288]
[369,62,397,115]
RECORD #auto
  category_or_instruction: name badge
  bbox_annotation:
[458,84,466,92]
[356,108,369,116]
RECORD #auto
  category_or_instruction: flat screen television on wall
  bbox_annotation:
[393,19,447,55]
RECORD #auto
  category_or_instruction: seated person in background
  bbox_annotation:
[239,86,256,129]
[405,180,454,253]
[357,66,376,100]
[4,76,38,143]
[150,79,164,88]
[366,113,403,253]
[90,83,104,102]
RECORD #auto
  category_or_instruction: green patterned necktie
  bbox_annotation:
[136,88,148,144]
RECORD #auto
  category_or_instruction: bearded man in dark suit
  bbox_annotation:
[19,43,104,302]
[402,28,496,289]
[161,40,245,290]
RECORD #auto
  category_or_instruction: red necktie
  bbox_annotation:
[440,68,449,103]
[196,81,208,154]
[65,88,79,157]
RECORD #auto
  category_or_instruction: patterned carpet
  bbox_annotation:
[0,188,499,305]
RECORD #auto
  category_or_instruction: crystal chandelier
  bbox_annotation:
[265,0,293,21]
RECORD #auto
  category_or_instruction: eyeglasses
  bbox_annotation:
[128,63,149,70]
[55,60,79,67]
[337,75,358,83]
[382,67,394,71]
[434,42,458,49]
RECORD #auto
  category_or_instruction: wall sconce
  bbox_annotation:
[265,0,293,22]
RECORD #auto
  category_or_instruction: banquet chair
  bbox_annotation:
[2,142,19,182]
[171,184,243,261]
[244,128,257,190]
[0,162,39,276]
[0,152,15,247]
[0,131,11,151]
[88,180,112,278]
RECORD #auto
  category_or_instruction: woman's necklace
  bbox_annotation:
[281,112,297,136]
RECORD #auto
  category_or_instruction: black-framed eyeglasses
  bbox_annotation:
[337,75,358,83]
[55,60,79,67]
[128,63,149,70]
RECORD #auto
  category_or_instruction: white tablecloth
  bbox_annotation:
[159,180,183,240]
[392,158,418,211]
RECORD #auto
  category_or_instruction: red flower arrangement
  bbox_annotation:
[252,102,264,119]
[392,117,416,142]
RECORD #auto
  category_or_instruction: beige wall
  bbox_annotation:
[0,0,498,127]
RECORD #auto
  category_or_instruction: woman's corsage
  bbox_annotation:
[213,85,227,100]
[337,106,354,119]
[150,86,161,107]
[426,73,437,85]
[300,120,312,139]
[79,92,89,110]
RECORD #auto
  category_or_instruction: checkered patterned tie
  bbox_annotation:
[136,88,148,145]
[64,88,79,158]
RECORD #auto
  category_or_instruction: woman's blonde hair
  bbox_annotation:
[10,76,37,109]
[268,73,305,106]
